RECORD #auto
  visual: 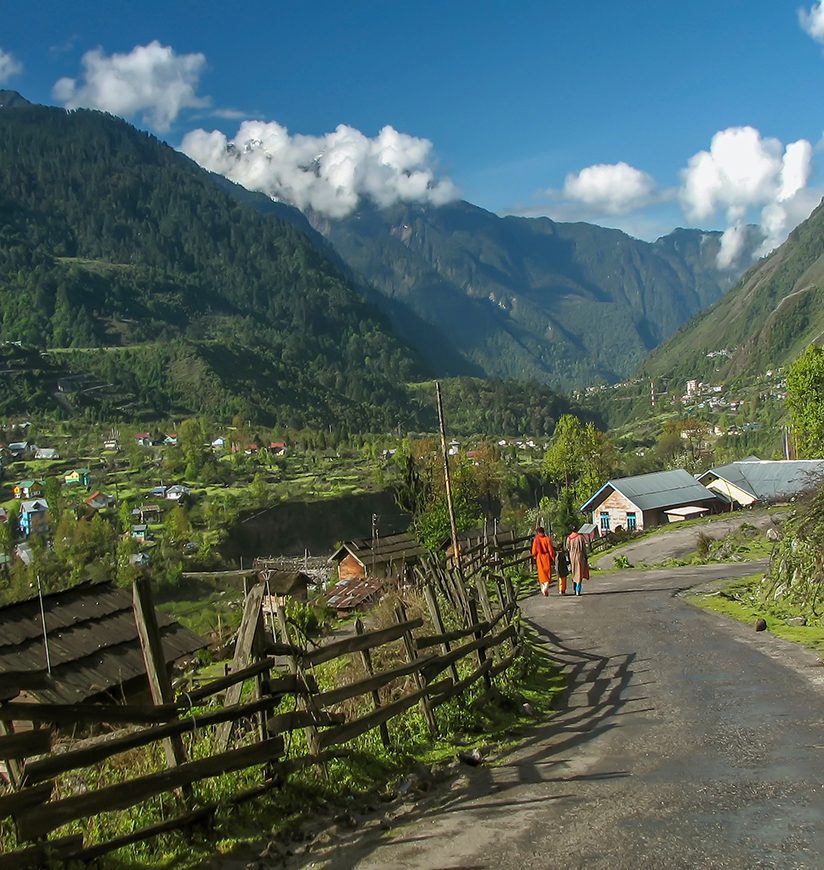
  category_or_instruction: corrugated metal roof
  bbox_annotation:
[325,576,389,610]
[582,469,718,513]
[0,581,205,704]
[700,460,824,503]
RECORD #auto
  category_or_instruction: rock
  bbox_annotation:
[766,527,782,542]
[522,702,534,716]
[786,616,807,626]
[457,748,485,766]
[332,811,358,829]
[755,617,767,632]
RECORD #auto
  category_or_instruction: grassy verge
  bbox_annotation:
[687,573,824,654]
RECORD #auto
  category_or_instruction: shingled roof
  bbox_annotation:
[0,581,205,704]
[329,532,427,570]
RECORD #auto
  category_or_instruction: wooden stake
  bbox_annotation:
[467,595,493,692]
[395,602,437,735]
[435,381,462,581]
[422,583,460,685]
[355,618,390,749]
[131,577,189,779]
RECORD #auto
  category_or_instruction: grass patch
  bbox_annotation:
[688,573,824,654]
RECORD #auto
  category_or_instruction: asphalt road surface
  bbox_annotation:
[287,560,824,870]
[595,512,782,569]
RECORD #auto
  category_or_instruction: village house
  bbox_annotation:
[164,433,178,446]
[19,499,48,537]
[0,581,204,708]
[103,437,119,451]
[211,436,226,450]
[33,446,60,461]
[8,441,29,458]
[12,479,44,499]
[85,490,116,511]
[165,484,191,501]
[129,552,151,568]
[697,459,824,508]
[581,469,720,533]
[64,467,91,487]
[131,524,151,543]
[134,432,152,447]
[131,504,161,523]
[268,441,287,456]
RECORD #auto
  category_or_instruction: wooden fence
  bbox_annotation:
[0,538,528,867]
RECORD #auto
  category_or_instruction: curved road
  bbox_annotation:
[288,560,824,869]
[595,512,782,569]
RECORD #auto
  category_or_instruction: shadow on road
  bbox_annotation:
[279,612,651,869]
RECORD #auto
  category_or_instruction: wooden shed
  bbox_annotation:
[0,581,205,707]
[329,532,426,583]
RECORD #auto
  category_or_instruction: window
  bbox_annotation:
[626,512,637,531]
[599,511,610,531]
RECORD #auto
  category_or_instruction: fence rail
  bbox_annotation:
[0,534,531,867]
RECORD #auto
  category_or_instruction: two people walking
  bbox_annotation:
[531,526,589,597]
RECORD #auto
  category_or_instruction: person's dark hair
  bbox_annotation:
[536,526,545,535]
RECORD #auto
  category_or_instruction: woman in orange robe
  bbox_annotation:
[531,526,556,597]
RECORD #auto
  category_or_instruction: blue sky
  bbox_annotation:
[3,1,824,257]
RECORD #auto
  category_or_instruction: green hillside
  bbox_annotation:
[0,93,427,429]
[643,198,824,382]
[313,201,757,386]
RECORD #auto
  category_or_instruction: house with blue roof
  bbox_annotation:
[581,469,720,533]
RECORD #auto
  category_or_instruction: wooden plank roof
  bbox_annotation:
[329,532,426,568]
[0,581,205,705]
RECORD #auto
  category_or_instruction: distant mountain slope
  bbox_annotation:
[0,94,428,428]
[643,198,824,382]
[311,201,757,386]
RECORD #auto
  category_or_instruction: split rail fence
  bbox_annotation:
[0,533,530,868]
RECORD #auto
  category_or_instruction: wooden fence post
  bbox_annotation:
[275,602,324,772]
[467,594,492,692]
[422,583,460,685]
[0,720,23,789]
[355,619,390,749]
[132,576,188,772]
[216,583,266,752]
[394,602,437,736]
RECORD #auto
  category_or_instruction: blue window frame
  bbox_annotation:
[599,511,610,531]
[626,512,637,531]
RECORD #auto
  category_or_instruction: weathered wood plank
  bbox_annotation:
[24,697,281,785]
[0,701,176,726]
[304,619,423,666]
[0,781,52,822]
[415,621,491,650]
[183,657,280,704]
[431,658,492,707]
[216,583,266,751]
[488,644,522,681]
[132,576,188,772]
[355,618,390,749]
[16,736,285,841]
[395,602,437,735]
[0,728,51,762]
[317,678,452,750]
[260,674,317,696]
[313,654,436,708]
[421,625,516,683]
[0,834,84,870]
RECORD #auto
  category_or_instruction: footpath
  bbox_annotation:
[269,559,824,869]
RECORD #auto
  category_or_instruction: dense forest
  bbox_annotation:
[0,95,427,429]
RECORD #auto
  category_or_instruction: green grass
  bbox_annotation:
[688,573,824,654]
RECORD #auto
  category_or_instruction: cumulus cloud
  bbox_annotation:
[561,161,657,214]
[800,1,824,44]
[180,120,458,218]
[679,126,816,263]
[53,41,208,131]
[0,48,22,84]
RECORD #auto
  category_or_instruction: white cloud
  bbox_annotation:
[679,126,816,262]
[561,161,657,214]
[180,120,458,218]
[716,225,748,269]
[0,48,22,84]
[800,1,824,44]
[52,41,208,131]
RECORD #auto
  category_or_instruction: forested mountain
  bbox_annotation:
[311,201,759,386]
[0,92,427,429]
[643,198,824,382]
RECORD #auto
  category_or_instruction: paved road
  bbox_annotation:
[595,512,782,569]
[290,560,824,870]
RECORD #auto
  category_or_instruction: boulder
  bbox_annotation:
[786,616,807,627]
[766,527,782,542]
[755,617,767,632]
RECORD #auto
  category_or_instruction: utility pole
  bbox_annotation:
[435,382,462,579]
